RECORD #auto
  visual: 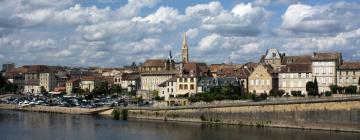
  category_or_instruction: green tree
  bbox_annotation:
[306,81,319,96]
[329,85,338,94]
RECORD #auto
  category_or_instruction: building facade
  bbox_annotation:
[337,62,360,89]
[312,53,342,92]
[279,64,313,95]
[248,64,277,94]
[140,71,176,91]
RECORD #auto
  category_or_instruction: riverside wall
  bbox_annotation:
[102,97,360,132]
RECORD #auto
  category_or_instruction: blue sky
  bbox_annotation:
[1,0,360,67]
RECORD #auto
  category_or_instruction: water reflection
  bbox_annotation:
[0,110,359,140]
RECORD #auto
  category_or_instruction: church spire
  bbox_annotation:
[181,32,189,63]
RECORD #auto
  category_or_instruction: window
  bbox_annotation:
[353,71,356,75]
[346,71,349,75]
[179,84,183,90]
[179,78,183,82]
[184,78,188,82]
[184,84,188,90]
[267,80,270,86]
[250,80,254,85]
[255,80,259,85]
[190,78,194,82]
[190,84,194,90]
[298,73,301,78]
[261,80,264,85]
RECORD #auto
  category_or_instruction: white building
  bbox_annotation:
[312,53,342,92]
[279,64,313,95]
[158,77,177,101]
[140,71,176,91]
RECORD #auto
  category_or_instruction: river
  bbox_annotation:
[0,110,359,140]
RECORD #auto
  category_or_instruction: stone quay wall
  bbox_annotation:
[103,97,360,132]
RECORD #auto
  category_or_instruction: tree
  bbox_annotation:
[329,85,338,94]
[40,86,48,95]
[111,85,122,99]
[0,74,7,89]
[306,81,319,96]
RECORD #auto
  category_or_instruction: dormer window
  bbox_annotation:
[272,53,276,57]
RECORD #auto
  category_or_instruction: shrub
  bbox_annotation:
[154,96,164,101]
[324,91,332,96]
[112,108,121,120]
[345,86,357,94]
[329,85,338,94]
[269,89,284,97]
[291,91,302,97]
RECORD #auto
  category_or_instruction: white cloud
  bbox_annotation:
[201,3,271,36]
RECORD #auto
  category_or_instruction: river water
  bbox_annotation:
[0,110,359,140]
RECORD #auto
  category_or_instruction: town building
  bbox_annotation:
[312,52,342,92]
[337,62,360,89]
[113,72,140,92]
[140,52,175,72]
[260,48,284,71]
[66,78,80,95]
[79,76,99,93]
[2,62,15,72]
[279,64,313,95]
[248,64,278,94]
[158,77,177,101]
[140,71,177,91]
[279,55,313,95]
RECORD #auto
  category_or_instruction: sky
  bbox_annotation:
[1,0,360,67]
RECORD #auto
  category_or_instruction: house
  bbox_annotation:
[113,72,140,92]
[337,62,360,90]
[260,48,285,72]
[158,77,177,101]
[279,64,313,95]
[79,76,99,93]
[248,64,278,95]
[312,52,342,92]
[140,70,177,91]
[139,51,175,72]
[279,55,313,95]
[24,65,54,94]
[66,78,80,95]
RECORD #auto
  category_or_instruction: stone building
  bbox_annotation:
[279,64,313,95]
[66,78,80,95]
[158,77,177,101]
[113,72,140,92]
[79,76,99,93]
[260,48,284,71]
[248,64,278,94]
[2,62,15,72]
[279,55,313,95]
[140,51,175,72]
[181,33,189,63]
[140,71,177,91]
[337,62,360,89]
[312,52,342,92]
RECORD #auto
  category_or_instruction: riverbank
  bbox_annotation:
[100,96,360,133]
[0,103,111,114]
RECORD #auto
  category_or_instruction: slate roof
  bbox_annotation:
[142,59,166,67]
[279,64,312,73]
[197,77,241,87]
[282,55,312,64]
[338,62,360,70]
[312,52,342,61]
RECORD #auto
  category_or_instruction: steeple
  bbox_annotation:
[181,32,189,63]
[168,50,173,60]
